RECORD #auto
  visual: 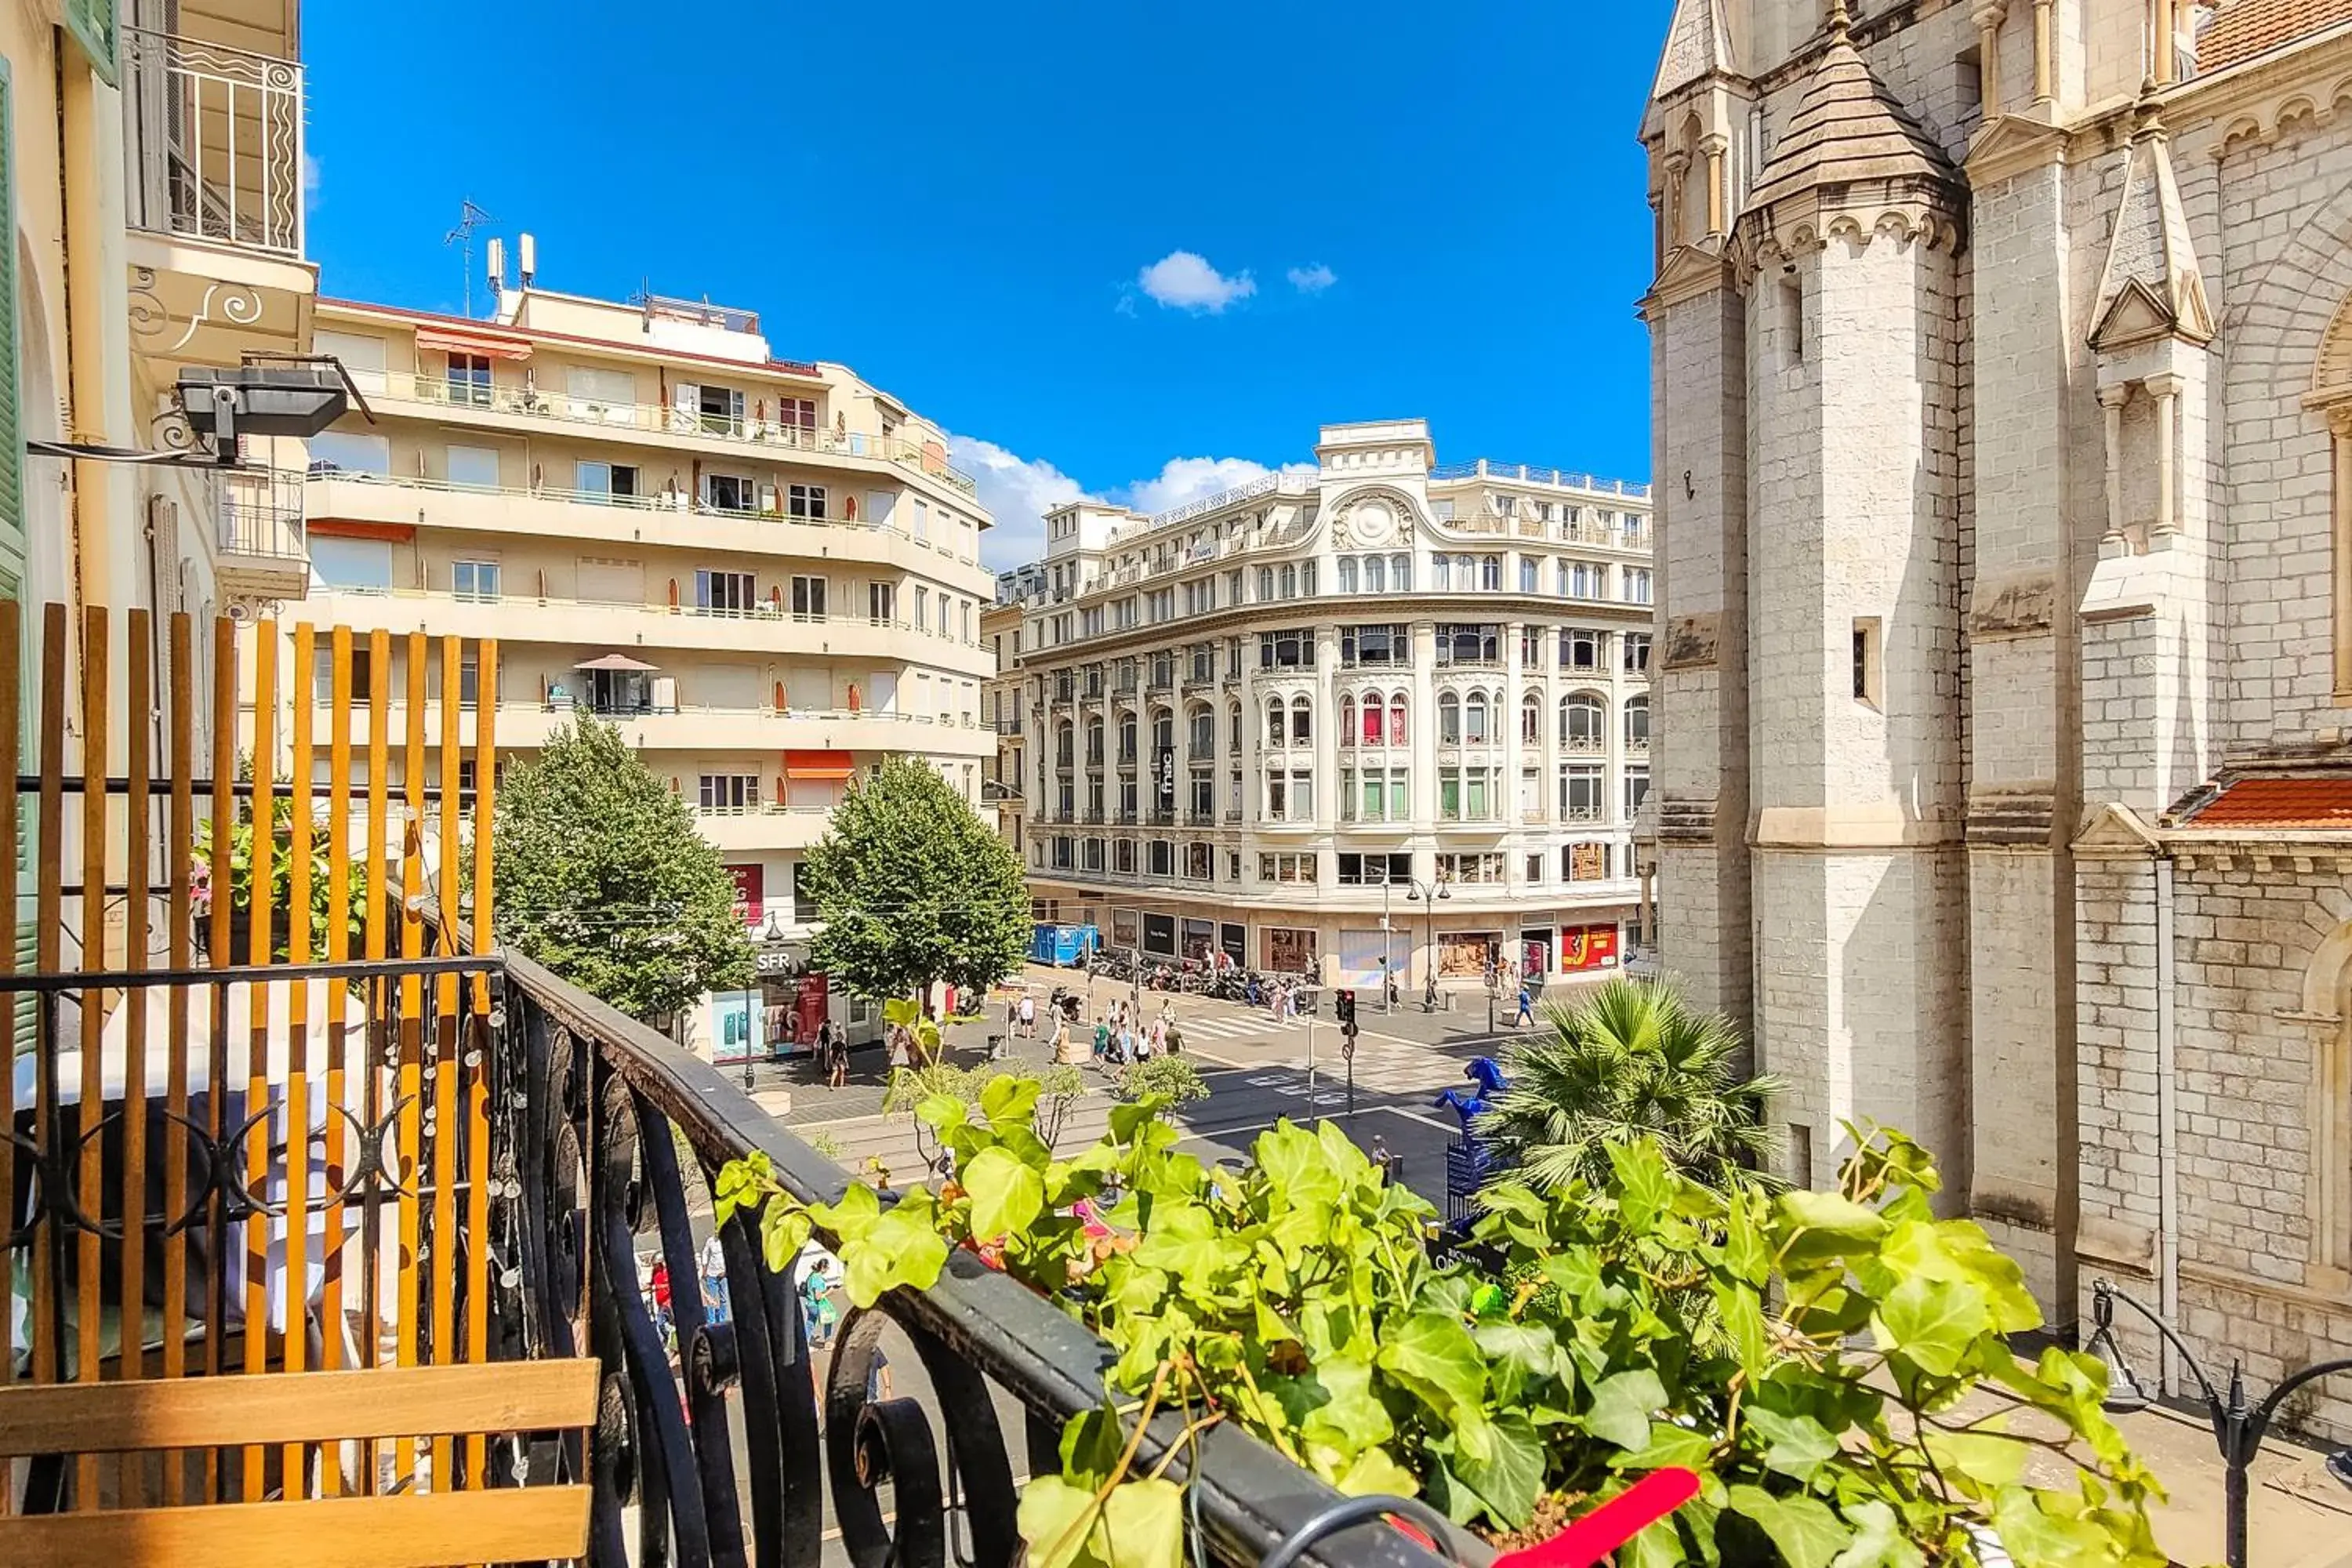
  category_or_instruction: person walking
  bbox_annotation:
[1092,1013,1112,1065]
[1515,982,1535,1028]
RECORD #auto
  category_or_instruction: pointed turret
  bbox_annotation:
[1651,0,1735,101]
[2089,92,2214,350]
[1748,2,1955,219]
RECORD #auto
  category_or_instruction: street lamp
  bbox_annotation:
[2086,1278,2352,1568]
[1403,876,1451,1013]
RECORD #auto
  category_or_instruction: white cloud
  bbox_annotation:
[1135,251,1257,314]
[952,437,1321,570]
[949,434,1091,570]
[1286,263,1337,294]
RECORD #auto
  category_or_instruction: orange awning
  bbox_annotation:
[415,325,532,362]
[786,750,855,782]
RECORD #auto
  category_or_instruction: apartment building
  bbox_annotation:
[1016,420,1653,993]
[293,274,996,1054]
[982,579,1036,853]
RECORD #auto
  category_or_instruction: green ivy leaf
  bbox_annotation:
[1714,1279,1770,1383]
[1616,1421,1716,1471]
[1584,1367,1668,1450]
[1922,1428,2030,1492]
[1777,1189,1890,1267]
[1724,1187,1772,1283]
[1376,1312,1487,1417]
[966,1145,1047,1241]
[1871,1273,1989,1377]
[1744,1407,1840,1483]
[812,1181,883,1244]
[1728,1485,1853,1568]
[1991,1483,2118,1567]
[1131,1201,1240,1292]
[1331,1446,1421,1500]
[1455,1413,1545,1529]
[982,1073,1044,1134]
[1827,1500,1924,1568]
[1095,1478,1185,1568]
[1296,1355,1394,1454]
[760,1202,811,1276]
[842,1200,951,1307]
[1256,1121,1344,1207]
[1472,1321,1561,1407]
[1018,1473,1100,1568]
[1606,1138,1672,1235]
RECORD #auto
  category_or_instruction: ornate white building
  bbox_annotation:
[1642,0,2352,1411]
[1015,421,1653,995]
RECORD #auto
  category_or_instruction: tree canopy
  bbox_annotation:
[490,717,754,1021]
[802,756,1029,1002]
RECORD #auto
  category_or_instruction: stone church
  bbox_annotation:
[1642,0,2352,1410]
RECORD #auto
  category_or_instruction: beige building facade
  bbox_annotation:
[1014,421,1654,994]
[295,279,996,1054]
[1643,0,2352,1416]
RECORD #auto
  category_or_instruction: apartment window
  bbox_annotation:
[914,586,929,630]
[1563,628,1600,670]
[1259,630,1313,670]
[778,396,818,435]
[1083,839,1106,873]
[1519,768,1541,816]
[1436,852,1504,885]
[1624,768,1652,815]
[1624,567,1654,605]
[1526,853,1544,884]
[1392,554,1413,592]
[1624,695,1651,749]
[1363,554,1386,593]
[1561,694,1605,751]
[1519,556,1539,593]
[576,460,640,501]
[789,484,829,520]
[459,653,480,710]
[452,560,500,603]
[1341,768,1407,822]
[791,575,829,619]
[1519,627,1544,670]
[1338,557,1359,593]
[1560,764,1605,821]
[1624,633,1653,674]
[1115,840,1137,873]
[869,582,895,623]
[446,445,499,488]
[1338,852,1413,886]
[1482,555,1503,591]
[1257,567,1275,602]
[1439,691,1461,745]
[699,570,756,614]
[1265,771,1313,821]
[1564,841,1613,883]
[1520,691,1541,743]
[1149,841,1174,877]
[1434,624,1500,666]
[698,773,760,811]
[1279,564,1298,600]
[1258,853,1316,885]
[445,352,491,407]
[1341,623,1407,667]
[703,472,756,513]
[1853,617,1882,707]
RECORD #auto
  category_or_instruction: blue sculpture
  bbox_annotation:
[1436,1057,1510,1232]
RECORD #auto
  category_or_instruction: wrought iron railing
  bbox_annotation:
[216,465,307,559]
[499,951,1457,1567]
[122,27,306,257]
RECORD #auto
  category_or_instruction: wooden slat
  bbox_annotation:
[360,629,390,1497]
[119,610,151,1509]
[242,624,276,1501]
[430,637,460,1487]
[31,601,64,1390]
[204,615,237,1497]
[283,624,314,1494]
[321,627,353,1428]
[0,597,18,1418]
[74,609,106,1506]
[0,1486,593,1568]
[462,639,495,1487]
[0,1360,599,1454]
[162,612,194,1506]
[395,631,426,1485]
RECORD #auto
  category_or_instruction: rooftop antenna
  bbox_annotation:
[443,198,495,318]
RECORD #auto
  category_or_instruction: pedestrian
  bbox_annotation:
[828,1023,849,1088]
[1149,1012,1167,1058]
[1018,992,1036,1038]
[650,1257,674,1352]
[866,1346,893,1403]
[700,1232,731,1326]
[1515,982,1534,1028]
[1092,1014,1112,1065]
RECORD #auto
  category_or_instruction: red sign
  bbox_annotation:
[725,863,764,925]
[795,974,829,1046]
[1560,923,1619,973]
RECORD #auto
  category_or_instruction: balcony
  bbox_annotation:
[212,465,308,607]
[994,717,1024,736]
[302,474,990,590]
[285,697,991,760]
[368,373,978,498]
[690,803,837,851]
[124,27,304,260]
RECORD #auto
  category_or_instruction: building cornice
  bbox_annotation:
[1014,594,1658,669]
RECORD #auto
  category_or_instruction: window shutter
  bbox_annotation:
[64,0,118,85]
[0,56,23,599]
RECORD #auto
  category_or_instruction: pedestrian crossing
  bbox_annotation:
[1174,1014,1308,1042]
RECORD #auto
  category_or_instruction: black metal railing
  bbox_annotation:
[499,949,1459,1568]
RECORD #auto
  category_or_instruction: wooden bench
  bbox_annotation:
[0,1361,597,1568]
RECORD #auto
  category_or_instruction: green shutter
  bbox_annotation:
[63,0,118,87]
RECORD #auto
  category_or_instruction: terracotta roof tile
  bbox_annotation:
[2198,0,2352,73]
[2183,776,2352,830]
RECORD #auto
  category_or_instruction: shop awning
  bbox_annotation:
[786,750,855,781]
[416,325,532,361]
[574,653,659,673]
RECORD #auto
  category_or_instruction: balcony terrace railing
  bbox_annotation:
[1427,458,1653,499]
[307,583,987,653]
[216,464,307,559]
[123,27,306,258]
[372,373,979,496]
[305,470,985,564]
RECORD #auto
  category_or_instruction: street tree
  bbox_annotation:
[802,755,1029,1002]
[491,717,754,1022]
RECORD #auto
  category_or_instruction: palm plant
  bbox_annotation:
[1475,975,1781,1192]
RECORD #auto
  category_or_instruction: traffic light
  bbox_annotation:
[1336,987,1358,1034]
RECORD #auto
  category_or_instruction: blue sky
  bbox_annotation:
[303,1,1672,567]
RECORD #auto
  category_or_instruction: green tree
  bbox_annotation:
[1479,975,1780,1192]
[1110,1054,1209,1117]
[802,755,1029,1002]
[491,717,753,1022]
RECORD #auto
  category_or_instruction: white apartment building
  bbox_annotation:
[982,584,1035,853]
[1015,421,1653,994]
[294,271,996,1054]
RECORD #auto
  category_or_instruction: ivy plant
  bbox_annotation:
[716,1087,2162,1568]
